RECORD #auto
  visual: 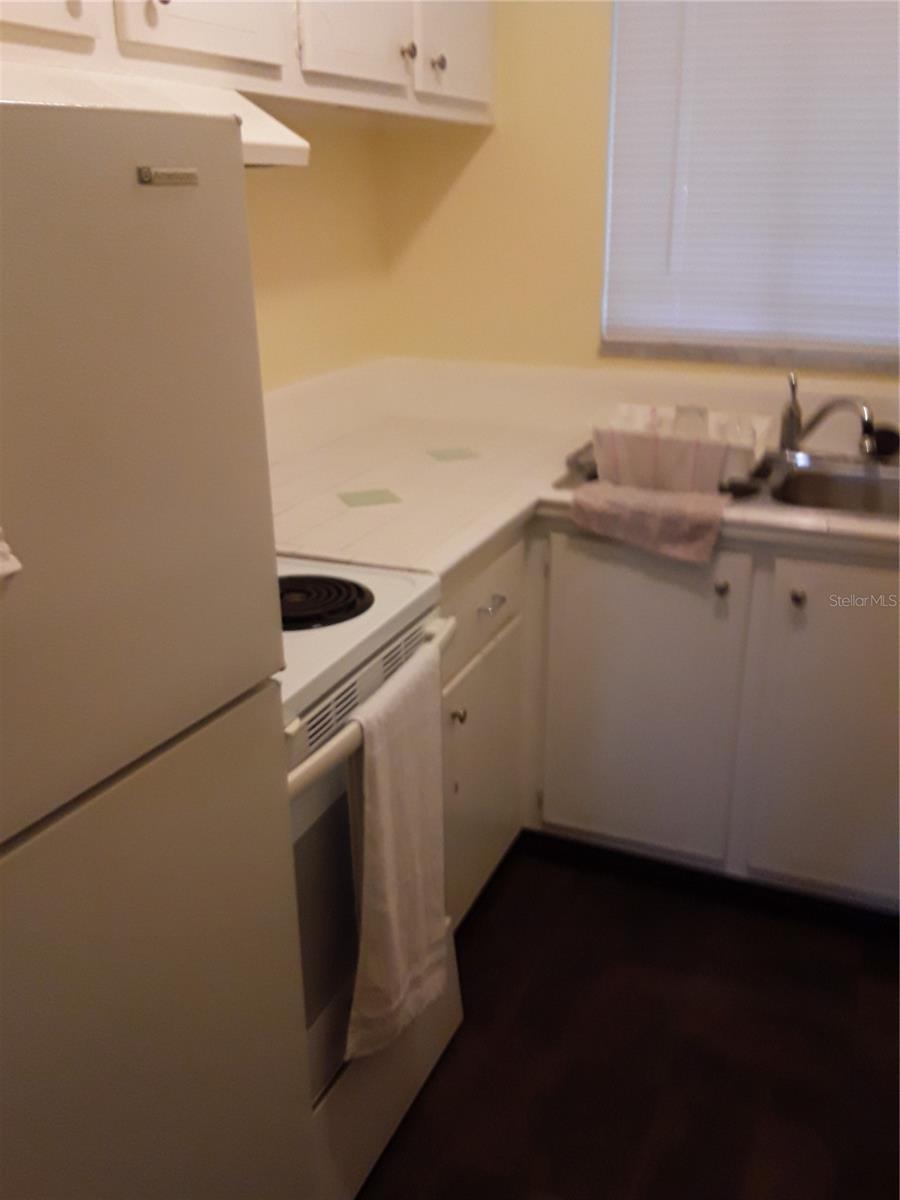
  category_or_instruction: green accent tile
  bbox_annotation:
[338,488,402,508]
[427,446,480,462]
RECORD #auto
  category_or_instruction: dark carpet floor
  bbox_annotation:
[358,832,899,1200]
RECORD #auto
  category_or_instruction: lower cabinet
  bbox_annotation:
[443,614,524,926]
[743,555,899,903]
[542,530,899,908]
[543,533,753,863]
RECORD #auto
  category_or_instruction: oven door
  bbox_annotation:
[286,615,457,1106]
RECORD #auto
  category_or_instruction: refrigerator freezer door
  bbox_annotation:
[0,682,319,1200]
[0,105,283,840]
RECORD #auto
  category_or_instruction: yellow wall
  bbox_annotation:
[246,2,612,390]
[246,2,896,391]
[245,107,389,389]
[374,0,612,367]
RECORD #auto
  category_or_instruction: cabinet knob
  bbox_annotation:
[790,587,807,609]
[400,41,417,60]
[450,708,468,725]
[713,580,730,597]
[478,593,507,618]
[431,53,448,71]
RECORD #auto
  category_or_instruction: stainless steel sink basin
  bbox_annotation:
[770,460,899,517]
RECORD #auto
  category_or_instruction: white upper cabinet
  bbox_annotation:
[113,1,286,68]
[414,0,492,103]
[1,1,492,123]
[299,0,413,87]
[0,1,98,40]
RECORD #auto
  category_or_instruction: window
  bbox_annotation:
[602,2,899,367]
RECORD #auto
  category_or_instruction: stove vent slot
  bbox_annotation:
[333,681,359,723]
[382,641,405,681]
[402,625,424,660]
[306,680,360,754]
[306,704,335,753]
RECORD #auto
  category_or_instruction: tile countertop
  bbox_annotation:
[264,359,899,577]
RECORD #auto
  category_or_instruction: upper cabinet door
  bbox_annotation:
[414,0,492,104]
[114,1,286,68]
[299,1,413,87]
[0,0,98,40]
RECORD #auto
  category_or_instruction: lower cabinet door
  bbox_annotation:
[443,615,524,926]
[745,556,899,904]
[544,533,752,862]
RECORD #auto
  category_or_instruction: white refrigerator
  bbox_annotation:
[0,105,317,1198]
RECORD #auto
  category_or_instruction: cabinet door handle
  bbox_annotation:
[713,580,730,597]
[400,41,417,60]
[790,587,807,609]
[478,593,507,618]
[450,708,468,725]
[431,53,448,71]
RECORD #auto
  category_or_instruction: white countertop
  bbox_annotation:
[264,359,899,576]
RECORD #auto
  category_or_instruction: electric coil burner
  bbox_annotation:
[279,575,375,631]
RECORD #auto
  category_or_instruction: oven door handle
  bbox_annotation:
[423,614,457,655]
[286,616,456,802]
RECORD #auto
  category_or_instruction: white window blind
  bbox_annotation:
[603,1,899,366]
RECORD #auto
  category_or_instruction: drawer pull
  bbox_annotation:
[790,587,807,609]
[478,593,507,618]
[713,580,730,597]
[450,708,468,725]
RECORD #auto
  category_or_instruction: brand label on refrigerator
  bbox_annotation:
[136,167,199,187]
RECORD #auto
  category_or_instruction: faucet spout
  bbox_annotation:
[799,397,877,457]
[779,372,803,451]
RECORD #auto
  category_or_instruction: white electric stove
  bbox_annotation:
[274,553,462,1184]
[275,555,441,765]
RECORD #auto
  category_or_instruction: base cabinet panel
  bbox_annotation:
[744,556,899,903]
[443,615,524,926]
[543,533,752,862]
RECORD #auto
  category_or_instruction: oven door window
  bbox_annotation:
[290,759,360,1103]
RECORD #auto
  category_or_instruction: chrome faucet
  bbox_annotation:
[779,373,877,457]
[780,371,803,452]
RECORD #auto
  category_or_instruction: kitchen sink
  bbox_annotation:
[769,459,899,517]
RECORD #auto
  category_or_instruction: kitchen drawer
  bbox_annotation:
[441,539,525,679]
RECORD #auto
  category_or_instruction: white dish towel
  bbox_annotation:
[346,639,448,1060]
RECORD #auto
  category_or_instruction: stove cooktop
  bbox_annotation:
[275,556,440,724]
[279,575,375,630]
